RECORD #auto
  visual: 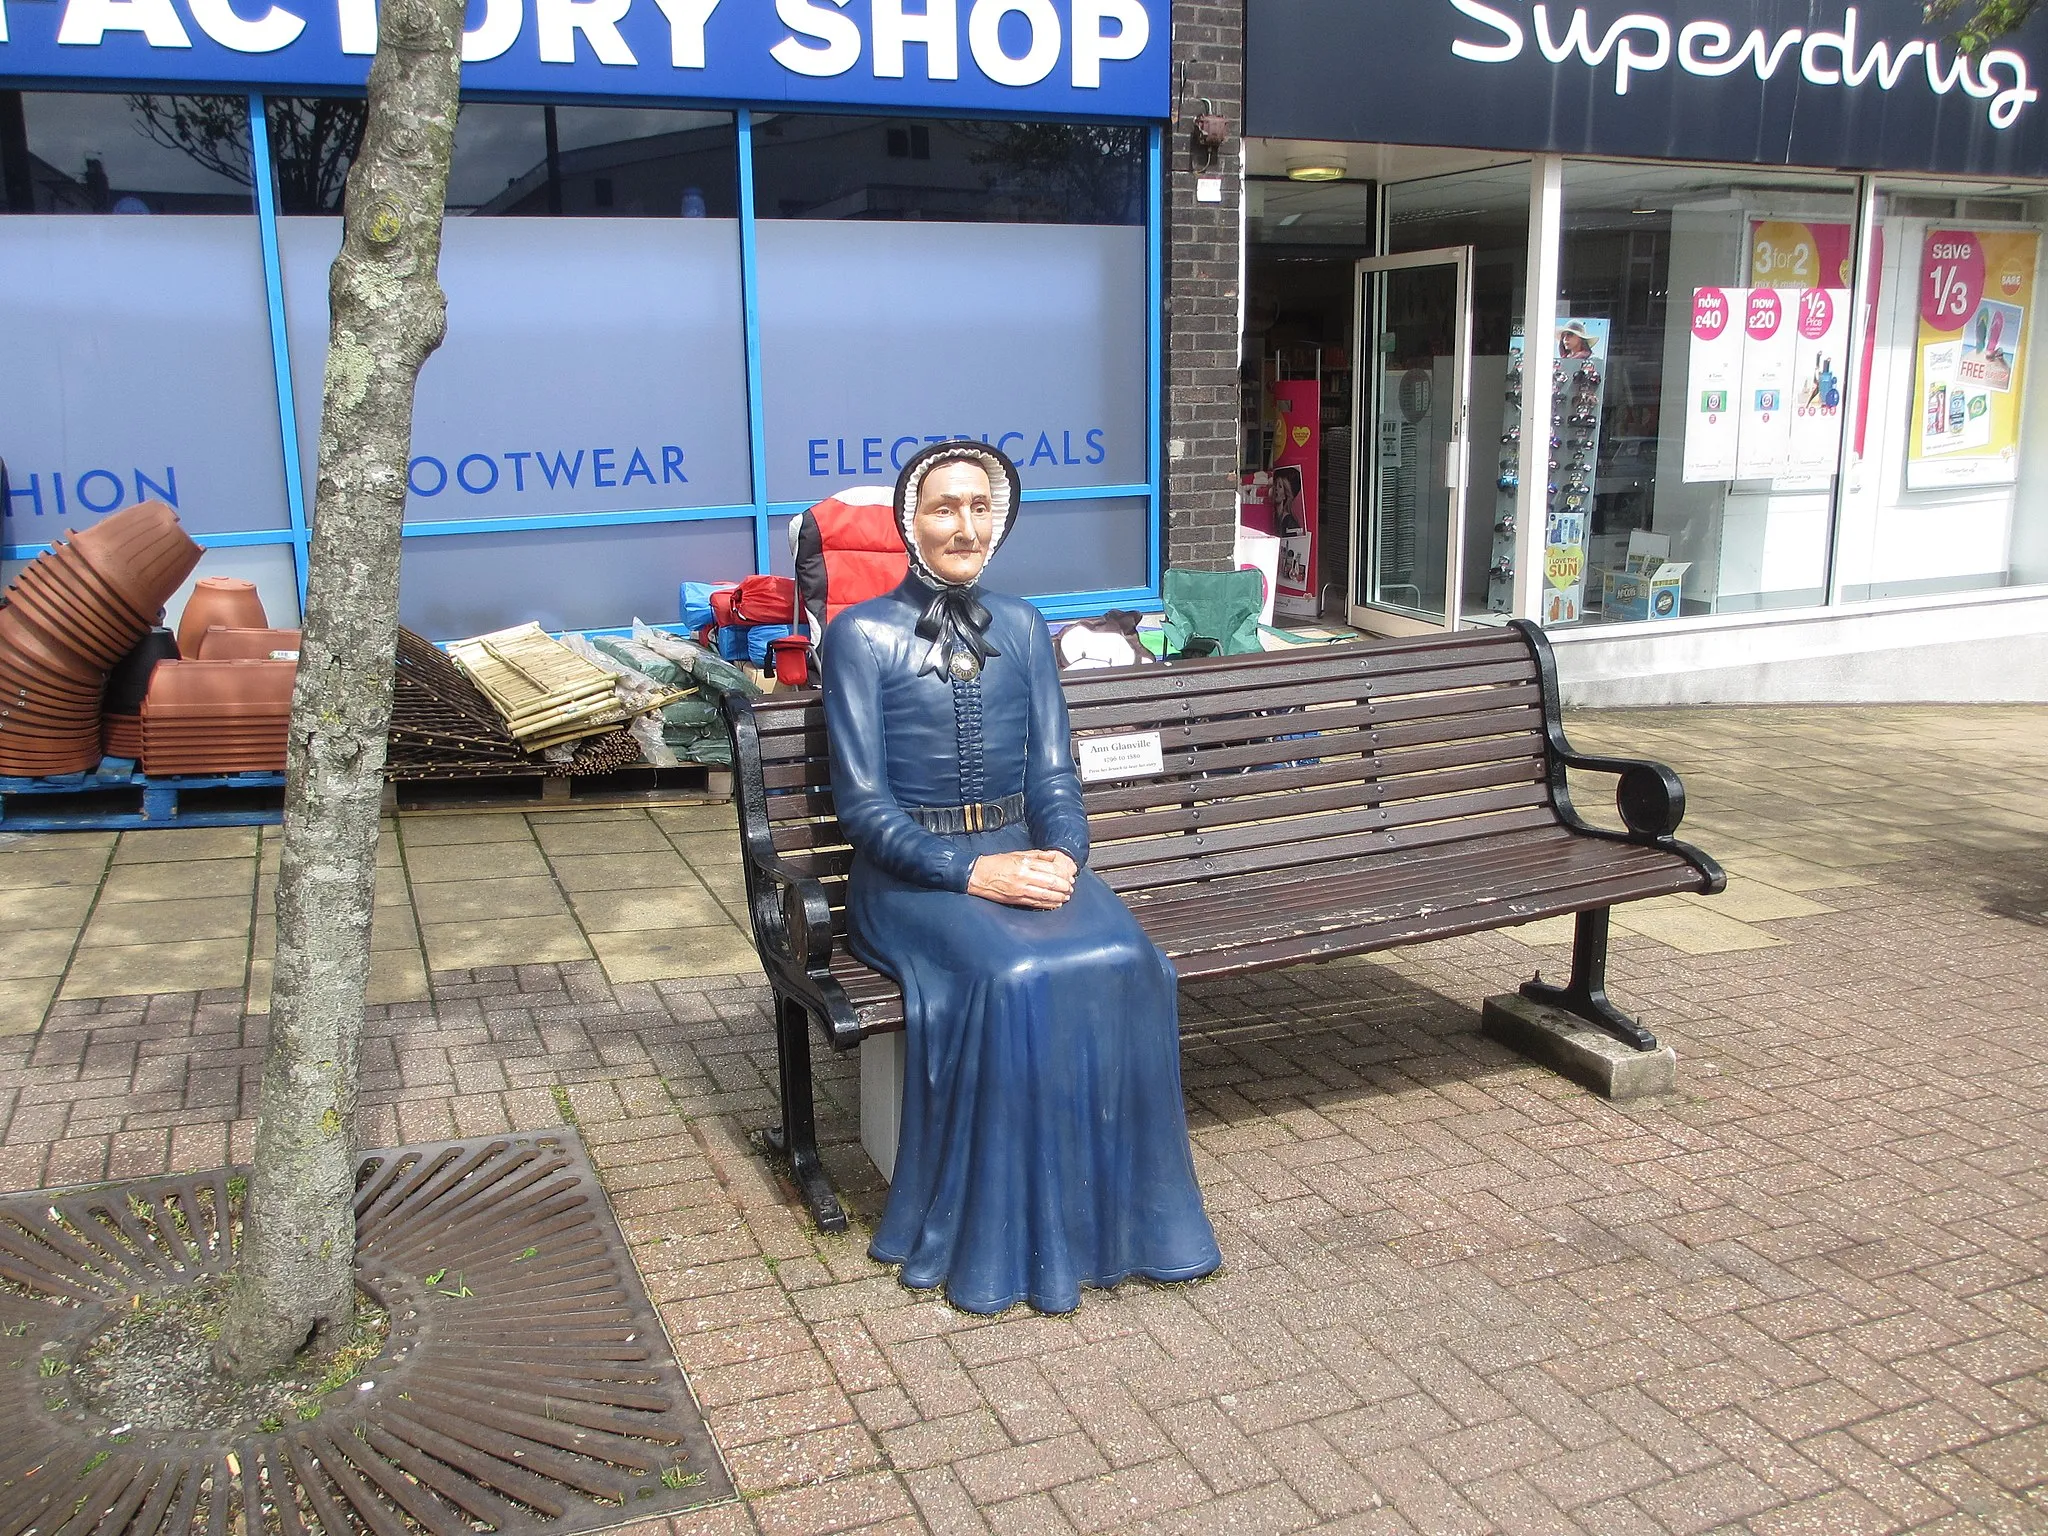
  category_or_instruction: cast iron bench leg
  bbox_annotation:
[1521,907,1660,1052]
[764,992,848,1233]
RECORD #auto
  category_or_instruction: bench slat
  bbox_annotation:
[1056,631,1529,706]
[1089,781,1553,876]
[1168,861,1698,980]
[1087,754,1545,845]
[1097,800,1560,895]
[1064,657,1537,733]
[1129,827,1657,940]
[767,735,1547,854]
[822,831,1705,1030]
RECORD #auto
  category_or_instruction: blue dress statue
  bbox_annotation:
[822,441,1221,1315]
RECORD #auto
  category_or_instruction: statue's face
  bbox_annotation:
[912,461,996,585]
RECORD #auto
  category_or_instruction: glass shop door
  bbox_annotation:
[1352,248,1474,634]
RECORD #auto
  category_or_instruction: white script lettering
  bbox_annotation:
[1448,2,2036,128]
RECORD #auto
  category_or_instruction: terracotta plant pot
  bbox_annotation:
[49,541,159,630]
[143,658,296,715]
[105,630,181,714]
[32,547,153,630]
[9,564,135,666]
[102,713,144,759]
[195,627,302,661]
[0,605,103,687]
[67,500,203,615]
[175,579,269,657]
[0,734,102,776]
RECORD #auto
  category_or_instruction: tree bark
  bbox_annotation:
[216,0,464,1379]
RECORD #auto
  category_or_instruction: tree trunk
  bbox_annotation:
[216,0,464,1380]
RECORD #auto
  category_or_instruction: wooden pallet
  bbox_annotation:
[0,759,286,832]
[392,761,732,811]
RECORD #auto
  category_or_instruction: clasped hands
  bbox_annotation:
[968,849,1077,909]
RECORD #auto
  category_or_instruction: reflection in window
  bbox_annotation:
[266,97,367,214]
[752,115,1143,224]
[1555,162,1859,626]
[1841,179,2048,602]
[0,91,253,214]
[264,100,738,217]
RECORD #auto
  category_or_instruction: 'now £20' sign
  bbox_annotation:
[0,0,1167,117]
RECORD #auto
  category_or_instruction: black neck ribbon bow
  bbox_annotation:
[914,581,1001,681]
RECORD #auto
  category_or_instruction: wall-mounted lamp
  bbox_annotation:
[1191,102,1229,172]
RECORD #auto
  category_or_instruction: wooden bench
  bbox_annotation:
[724,620,1723,1232]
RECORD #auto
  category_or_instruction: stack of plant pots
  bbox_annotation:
[101,629,181,760]
[140,659,297,774]
[140,584,297,775]
[0,501,203,777]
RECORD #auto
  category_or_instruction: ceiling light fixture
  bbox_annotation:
[1286,157,1346,182]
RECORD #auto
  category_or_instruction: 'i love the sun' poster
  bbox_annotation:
[1908,228,2040,490]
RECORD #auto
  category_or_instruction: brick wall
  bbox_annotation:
[1163,0,1243,572]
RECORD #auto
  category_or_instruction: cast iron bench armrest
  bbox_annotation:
[1510,620,1726,893]
[736,843,867,1049]
[724,693,866,1049]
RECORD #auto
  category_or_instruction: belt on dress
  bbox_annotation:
[907,791,1027,835]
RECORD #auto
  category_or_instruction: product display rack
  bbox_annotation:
[1487,340,1526,615]
[1491,334,1608,621]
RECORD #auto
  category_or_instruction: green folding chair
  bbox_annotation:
[1162,567,1316,658]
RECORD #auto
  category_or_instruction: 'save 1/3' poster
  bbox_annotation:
[1908,227,2040,490]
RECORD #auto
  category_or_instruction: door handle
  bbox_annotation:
[1443,440,1463,492]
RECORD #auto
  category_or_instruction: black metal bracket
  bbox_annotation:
[1521,907,1658,1051]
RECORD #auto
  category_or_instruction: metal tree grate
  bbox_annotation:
[0,1133,733,1536]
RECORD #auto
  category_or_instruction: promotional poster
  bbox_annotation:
[1683,287,1743,482]
[1907,228,2040,489]
[1735,288,1799,480]
[1246,379,1321,619]
[1685,284,1848,482]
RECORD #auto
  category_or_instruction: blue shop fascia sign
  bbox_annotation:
[0,0,1167,117]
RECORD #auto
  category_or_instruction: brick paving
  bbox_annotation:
[3,704,2046,1535]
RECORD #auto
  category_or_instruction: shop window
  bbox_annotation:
[0,91,290,547]
[1836,180,2048,602]
[751,114,1143,224]
[275,101,750,523]
[1551,162,1859,627]
[0,90,254,214]
[757,218,1147,501]
[398,519,756,640]
[754,113,1149,597]
[264,100,739,217]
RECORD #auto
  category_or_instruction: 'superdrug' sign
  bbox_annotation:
[0,0,1167,118]
[1247,0,2048,178]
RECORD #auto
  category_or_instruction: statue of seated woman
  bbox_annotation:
[822,440,1222,1315]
